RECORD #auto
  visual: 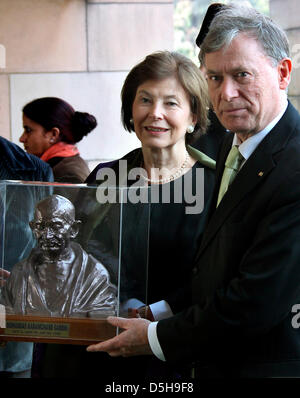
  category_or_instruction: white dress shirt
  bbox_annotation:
[147,100,288,362]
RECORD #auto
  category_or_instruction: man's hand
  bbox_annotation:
[0,268,10,287]
[86,316,153,357]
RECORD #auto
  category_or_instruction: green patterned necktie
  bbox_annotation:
[217,145,244,207]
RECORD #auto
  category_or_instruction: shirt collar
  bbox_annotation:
[233,100,288,161]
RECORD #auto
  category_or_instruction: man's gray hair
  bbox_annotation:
[198,4,290,67]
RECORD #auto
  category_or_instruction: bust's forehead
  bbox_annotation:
[35,204,74,223]
[34,195,75,222]
[34,209,69,222]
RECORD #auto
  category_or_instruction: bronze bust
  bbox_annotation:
[0,194,117,318]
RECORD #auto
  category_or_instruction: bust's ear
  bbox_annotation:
[70,220,81,239]
[29,220,40,238]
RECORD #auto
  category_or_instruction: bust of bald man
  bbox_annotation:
[0,194,117,318]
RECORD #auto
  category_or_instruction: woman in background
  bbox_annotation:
[20,97,97,183]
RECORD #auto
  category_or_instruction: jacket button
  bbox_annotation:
[192,266,198,275]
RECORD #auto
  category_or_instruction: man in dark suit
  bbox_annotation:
[87,4,300,377]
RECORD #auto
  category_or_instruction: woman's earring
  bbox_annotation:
[50,138,55,143]
[129,118,134,133]
[187,125,194,134]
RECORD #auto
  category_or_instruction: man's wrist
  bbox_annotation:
[147,321,166,361]
[149,300,173,321]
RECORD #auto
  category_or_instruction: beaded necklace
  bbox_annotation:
[140,150,190,184]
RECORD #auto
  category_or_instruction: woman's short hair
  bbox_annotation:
[121,51,209,144]
[23,97,97,144]
[198,4,290,67]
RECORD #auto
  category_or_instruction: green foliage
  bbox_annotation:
[174,0,270,64]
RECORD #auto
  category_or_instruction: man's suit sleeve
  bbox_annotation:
[35,157,54,182]
[43,164,54,182]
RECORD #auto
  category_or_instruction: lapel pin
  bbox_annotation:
[258,171,264,177]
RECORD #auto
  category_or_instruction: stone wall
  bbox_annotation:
[0,0,173,169]
[270,0,300,112]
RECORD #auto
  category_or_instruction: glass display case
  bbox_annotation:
[0,181,150,345]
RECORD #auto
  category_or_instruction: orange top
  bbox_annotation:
[40,142,79,162]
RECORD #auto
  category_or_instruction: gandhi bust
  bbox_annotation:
[0,194,117,318]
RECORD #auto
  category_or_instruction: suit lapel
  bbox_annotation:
[199,149,275,254]
[196,101,299,259]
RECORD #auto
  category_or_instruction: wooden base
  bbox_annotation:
[0,314,116,345]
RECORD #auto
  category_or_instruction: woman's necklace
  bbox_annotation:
[141,150,190,184]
